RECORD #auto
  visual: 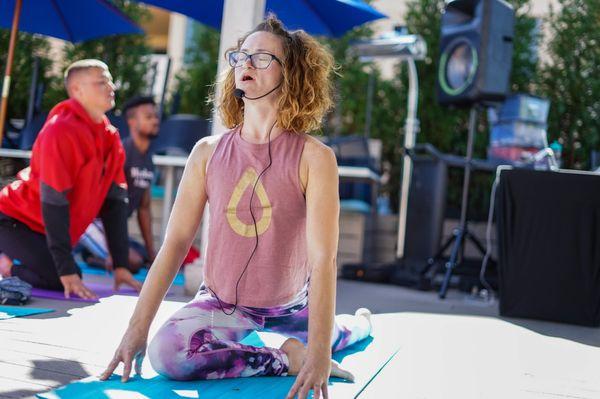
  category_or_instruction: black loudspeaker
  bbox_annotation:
[437,0,515,106]
[391,148,448,287]
[343,148,448,285]
[403,154,447,261]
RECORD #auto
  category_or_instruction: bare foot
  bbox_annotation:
[355,307,372,334]
[0,254,13,278]
[280,337,305,375]
[280,338,355,382]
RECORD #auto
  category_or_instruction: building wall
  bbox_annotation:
[140,7,190,97]
[144,7,171,53]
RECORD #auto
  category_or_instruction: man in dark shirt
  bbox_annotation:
[121,96,159,267]
[0,59,142,299]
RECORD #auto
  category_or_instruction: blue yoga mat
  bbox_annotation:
[78,262,185,286]
[0,305,54,320]
[37,330,399,399]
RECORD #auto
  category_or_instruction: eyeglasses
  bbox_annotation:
[228,51,282,69]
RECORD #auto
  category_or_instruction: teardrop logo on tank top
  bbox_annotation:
[226,167,272,237]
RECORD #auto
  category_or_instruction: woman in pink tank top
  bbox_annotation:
[102,15,371,398]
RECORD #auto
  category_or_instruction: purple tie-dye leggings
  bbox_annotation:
[147,287,371,381]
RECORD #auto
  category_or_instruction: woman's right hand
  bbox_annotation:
[100,326,148,382]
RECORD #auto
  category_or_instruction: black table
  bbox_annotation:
[496,168,600,326]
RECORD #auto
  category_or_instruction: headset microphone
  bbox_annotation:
[233,88,245,99]
[233,81,282,101]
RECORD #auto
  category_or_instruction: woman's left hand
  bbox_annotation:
[286,352,331,399]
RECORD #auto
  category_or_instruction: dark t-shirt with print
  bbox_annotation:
[122,137,155,217]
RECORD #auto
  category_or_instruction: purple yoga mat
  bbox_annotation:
[31,282,139,303]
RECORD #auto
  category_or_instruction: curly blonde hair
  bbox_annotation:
[217,15,335,133]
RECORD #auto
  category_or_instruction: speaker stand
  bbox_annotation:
[436,105,482,299]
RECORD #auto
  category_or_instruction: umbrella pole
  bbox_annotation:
[0,0,23,146]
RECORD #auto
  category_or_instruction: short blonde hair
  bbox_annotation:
[217,15,335,134]
[64,59,109,88]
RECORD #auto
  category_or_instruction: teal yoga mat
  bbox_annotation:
[0,305,54,319]
[38,330,399,399]
[78,262,185,286]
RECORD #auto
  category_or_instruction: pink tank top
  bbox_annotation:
[204,128,309,308]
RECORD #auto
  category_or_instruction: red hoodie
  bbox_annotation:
[0,99,126,244]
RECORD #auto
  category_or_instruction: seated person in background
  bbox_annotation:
[0,59,141,299]
[77,96,159,272]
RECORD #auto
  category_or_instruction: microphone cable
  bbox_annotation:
[208,121,277,316]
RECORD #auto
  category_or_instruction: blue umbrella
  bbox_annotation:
[0,0,142,42]
[0,0,143,143]
[133,0,386,38]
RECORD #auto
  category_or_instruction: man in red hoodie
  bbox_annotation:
[0,59,142,299]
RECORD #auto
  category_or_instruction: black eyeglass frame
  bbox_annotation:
[227,51,283,69]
